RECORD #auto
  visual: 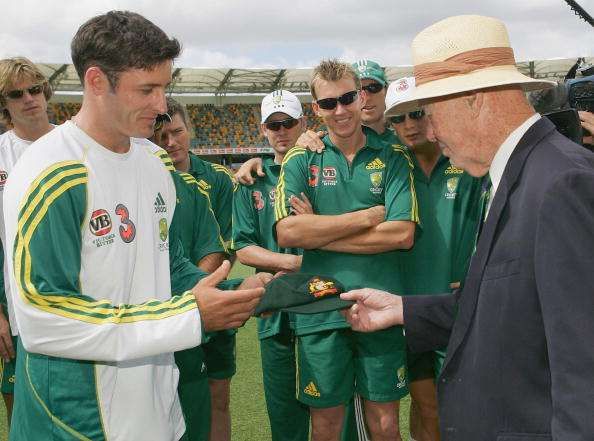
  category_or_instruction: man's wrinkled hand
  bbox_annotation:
[193,261,264,331]
[296,130,326,153]
[340,288,403,332]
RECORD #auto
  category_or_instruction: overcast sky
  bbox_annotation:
[1,0,593,68]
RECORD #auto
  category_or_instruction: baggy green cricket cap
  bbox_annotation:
[352,59,388,86]
[254,273,354,315]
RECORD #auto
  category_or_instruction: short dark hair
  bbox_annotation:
[166,97,188,127]
[71,11,181,89]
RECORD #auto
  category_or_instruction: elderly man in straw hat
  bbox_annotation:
[340,14,594,440]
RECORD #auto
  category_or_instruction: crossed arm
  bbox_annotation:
[276,194,414,253]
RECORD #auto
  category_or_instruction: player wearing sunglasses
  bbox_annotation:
[274,59,419,441]
[231,89,309,441]
[0,57,54,426]
[386,77,482,441]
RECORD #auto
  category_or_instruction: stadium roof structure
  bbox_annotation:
[43,57,593,105]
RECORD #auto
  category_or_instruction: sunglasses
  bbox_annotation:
[389,110,425,124]
[4,84,44,100]
[154,113,172,131]
[361,83,385,94]
[265,118,299,131]
[316,90,359,110]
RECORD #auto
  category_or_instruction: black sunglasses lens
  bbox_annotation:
[317,97,338,110]
[390,115,406,124]
[28,85,43,95]
[6,89,24,99]
[362,83,384,94]
[266,118,298,131]
[6,84,44,99]
[266,121,282,131]
[410,110,425,120]
[337,90,358,106]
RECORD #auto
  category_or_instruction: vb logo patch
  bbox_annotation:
[369,171,383,195]
[0,170,7,189]
[308,277,338,298]
[252,190,265,210]
[445,177,459,199]
[90,209,116,248]
[89,209,112,236]
[304,381,320,397]
[322,167,337,186]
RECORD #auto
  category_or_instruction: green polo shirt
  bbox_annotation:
[397,155,482,294]
[188,153,236,245]
[275,127,419,335]
[232,157,302,339]
[170,172,227,264]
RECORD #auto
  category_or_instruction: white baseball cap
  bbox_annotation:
[385,77,417,116]
[261,90,303,123]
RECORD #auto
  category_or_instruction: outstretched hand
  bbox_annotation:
[340,288,403,332]
[193,261,265,331]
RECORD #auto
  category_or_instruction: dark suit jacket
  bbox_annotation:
[403,118,594,441]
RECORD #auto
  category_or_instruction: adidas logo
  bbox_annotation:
[365,158,385,170]
[154,192,167,213]
[445,165,464,175]
[303,381,320,397]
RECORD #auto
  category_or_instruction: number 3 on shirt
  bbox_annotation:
[115,203,136,243]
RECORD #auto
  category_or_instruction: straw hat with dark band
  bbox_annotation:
[385,15,556,116]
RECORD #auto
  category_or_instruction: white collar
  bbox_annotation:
[489,113,541,199]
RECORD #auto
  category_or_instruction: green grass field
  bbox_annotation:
[0,263,411,440]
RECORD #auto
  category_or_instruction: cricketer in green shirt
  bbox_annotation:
[232,156,309,441]
[275,127,419,408]
[188,152,236,247]
[158,151,229,441]
[232,157,302,339]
